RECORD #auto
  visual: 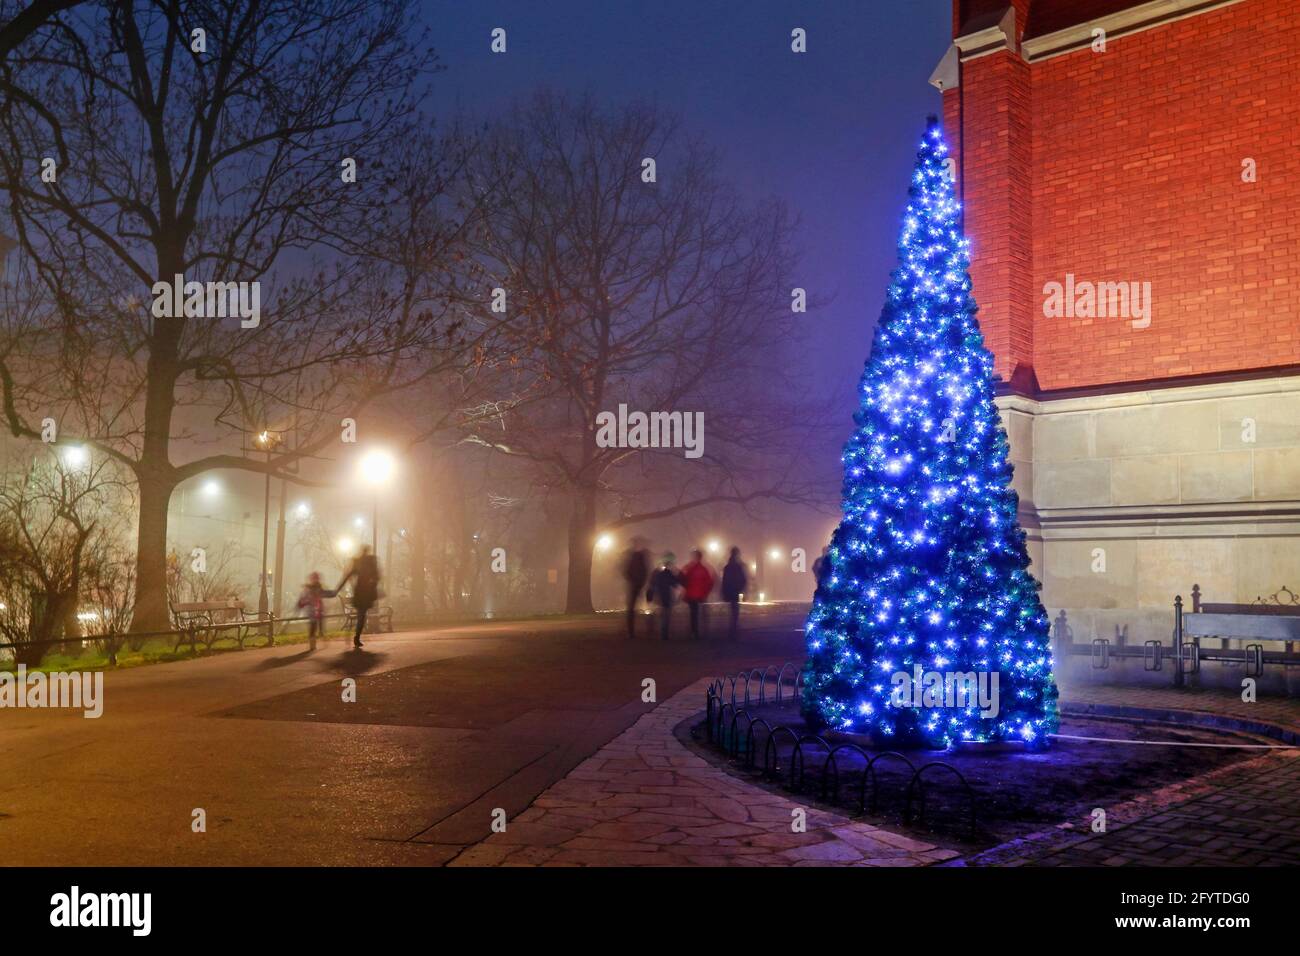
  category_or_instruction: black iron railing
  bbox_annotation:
[700,664,979,838]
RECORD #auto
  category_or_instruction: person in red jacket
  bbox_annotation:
[678,549,716,640]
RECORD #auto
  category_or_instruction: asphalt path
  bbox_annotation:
[0,606,806,865]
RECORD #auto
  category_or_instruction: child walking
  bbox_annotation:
[297,572,337,649]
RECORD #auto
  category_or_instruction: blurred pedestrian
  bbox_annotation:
[720,547,749,640]
[679,548,716,640]
[646,552,680,641]
[296,571,337,650]
[337,545,381,648]
[620,536,651,639]
[813,545,832,588]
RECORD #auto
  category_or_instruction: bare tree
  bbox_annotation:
[0,0,468,631]
[165,539,249,606]
[81,541,135,662]
[0,448,125,664]
[0,0,85,61]
[458,93,827,612]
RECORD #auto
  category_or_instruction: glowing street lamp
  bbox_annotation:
[295,501,311,519]
[201,479,222,498]
[359,449,396,487]
[707,539,721,554]
[336,535,355,555]
[61,445,89,469]
[595,533,614,552]
[357,448,397,553]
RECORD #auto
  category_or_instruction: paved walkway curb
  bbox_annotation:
[449,678,959,867]
[1060,684,1300,742]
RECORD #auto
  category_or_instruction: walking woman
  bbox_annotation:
[337,545,381,648]
[678,549,716,640]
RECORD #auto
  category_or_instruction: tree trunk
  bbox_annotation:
[15,588,51,667]
[61,588,82,643]
[130,263,183,634]
[408,511,428,620]
[130,469,175,634]
[564,484,598,614]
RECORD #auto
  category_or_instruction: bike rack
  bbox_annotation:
[1246,643,1264,678]
[1091,638,1110,669]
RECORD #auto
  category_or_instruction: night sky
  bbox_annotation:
[423,0,952,408]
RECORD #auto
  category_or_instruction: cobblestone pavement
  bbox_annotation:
[453,677,1300,867]
[958,682,1300,866]
[449,677,960,867]
[1025,753,1300,866]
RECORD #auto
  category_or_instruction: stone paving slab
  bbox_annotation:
[453,675,1300,867]
[450,678,958,867]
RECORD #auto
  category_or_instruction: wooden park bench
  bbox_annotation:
[338,595,394,635]
[1172,584,1300,684]
[169,599,273,652]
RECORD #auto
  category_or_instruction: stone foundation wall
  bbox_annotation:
[998,374,1300,694]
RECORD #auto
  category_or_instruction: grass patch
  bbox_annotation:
[0,624,355,675]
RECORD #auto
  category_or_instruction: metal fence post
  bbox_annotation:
[1173,594,1184,688]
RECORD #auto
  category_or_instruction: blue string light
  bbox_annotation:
[801,118,1058,749]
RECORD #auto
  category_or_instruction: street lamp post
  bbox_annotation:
[357,448,397,635]
[254,430,281,621]
[272,476,287,627]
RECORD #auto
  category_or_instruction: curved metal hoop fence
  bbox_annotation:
[701,663,979,838]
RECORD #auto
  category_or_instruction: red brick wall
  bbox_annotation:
[953,0,1300,392]
[953,49,1036,388]
[956,0,1030,37]
[1024,0,1149,38]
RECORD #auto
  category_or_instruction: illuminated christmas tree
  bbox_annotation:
[802,118,1057,749]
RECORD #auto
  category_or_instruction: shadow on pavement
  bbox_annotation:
[324,648,388,676]
[247,649,315,671]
